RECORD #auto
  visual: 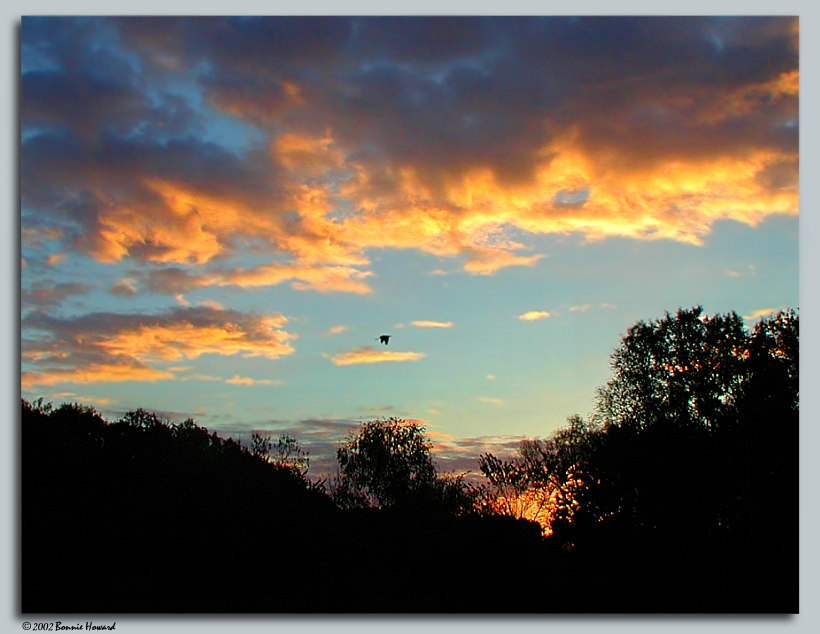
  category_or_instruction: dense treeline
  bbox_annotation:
[22,307,798,613]
[480,307,798,612]
[22,401,541,612]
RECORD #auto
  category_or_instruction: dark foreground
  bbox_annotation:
[22,401,796,614]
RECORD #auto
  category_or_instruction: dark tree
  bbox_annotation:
[333,418,479,514]
[594,306,750,432]
[478,307,798,611]
[251,431,311,478]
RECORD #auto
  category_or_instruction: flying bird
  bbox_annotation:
[376,335,391,345]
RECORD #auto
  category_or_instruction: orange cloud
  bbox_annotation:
[21,307,296,387]
[274,132,344,175]
[32,120,797,283]
[328,346,426,366]
[22,362,174,388]
[22,19,798,283]
[743,307,781,321]
[96,318,294,362]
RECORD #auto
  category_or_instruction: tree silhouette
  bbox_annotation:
[333,418,438,508]
[479,307,798,611]
[594,306,751,432]
[251,431,311,479]
[333,418,480,514]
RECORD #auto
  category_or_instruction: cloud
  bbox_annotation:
[179,374,222,382]
[110,278,138,296]
[221,263,374,294]
[462,251,545,276]
[358,405,394,413]
[138,267,219,295]
[326,325,349,335]
[411,320,453,328]
[569,302,616,312]
[21,306,296,387]
[225,375,283,386]
[429,434,528,480]
[21,17,798,283]
[478,397,504,405]
[518,310,551,321]
[22,361,174,389]
[129,263,374,296]
[21,282,93,311]
[328,346,426,366]
[743,307,781,321]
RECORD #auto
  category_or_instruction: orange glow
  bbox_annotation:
[96,319,294,361]
[274,132,343,175]
[22,363,174,388]
[73,101,797,279]
[329,346,426,366]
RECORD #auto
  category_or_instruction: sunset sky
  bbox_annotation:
[20,15,799,477]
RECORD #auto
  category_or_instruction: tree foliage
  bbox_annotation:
[251,431,311,479]
[333,418,479,514]
[481,307,799,546]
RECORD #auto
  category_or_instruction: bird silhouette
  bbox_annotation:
[376,335,391,346]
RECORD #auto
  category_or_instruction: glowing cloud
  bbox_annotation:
[518,310,551,321]
[411,321,454,328]
[21,307,296,387]
[743,308,781,321]
[21,17,798,282]
[329,346,426,366]
[22,362,174,388]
